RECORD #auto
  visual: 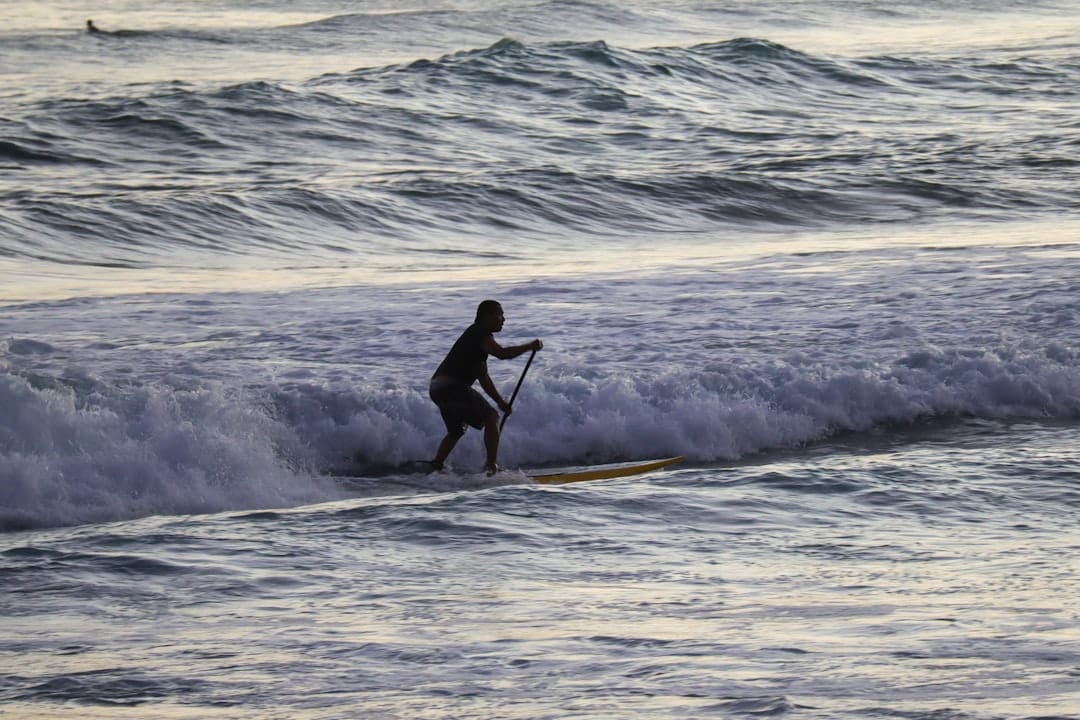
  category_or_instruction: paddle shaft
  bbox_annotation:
[500,348,536,431]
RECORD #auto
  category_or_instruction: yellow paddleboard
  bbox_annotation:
[529,456,684,485]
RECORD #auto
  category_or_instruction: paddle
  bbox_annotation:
[500,348,536,431]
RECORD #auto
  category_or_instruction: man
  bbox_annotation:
[429,300,542,475]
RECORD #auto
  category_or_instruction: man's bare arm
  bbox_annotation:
[478,364,511,413]
[482,337,542,360]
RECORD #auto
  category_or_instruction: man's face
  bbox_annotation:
[485,305,505,332]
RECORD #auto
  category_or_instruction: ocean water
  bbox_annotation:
[2,1,1080,717]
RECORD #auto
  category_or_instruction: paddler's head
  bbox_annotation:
[476,299,505,333]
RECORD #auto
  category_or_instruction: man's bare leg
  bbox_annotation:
[432,432,462,470]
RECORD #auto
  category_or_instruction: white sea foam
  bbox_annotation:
[2,332,1076,530]
[0,373,341,530]
[3,221,1079,528]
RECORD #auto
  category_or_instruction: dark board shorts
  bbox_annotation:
[429,377,494,435]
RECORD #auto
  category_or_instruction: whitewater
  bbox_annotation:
[2,1,1079,718]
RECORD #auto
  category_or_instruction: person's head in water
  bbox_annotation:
[476,300,505,333]
[86,19,101,33]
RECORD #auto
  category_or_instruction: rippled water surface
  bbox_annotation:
[4,421,1079,718]
[2,0,1079,717]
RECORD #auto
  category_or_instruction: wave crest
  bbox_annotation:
[3,338,1077,530]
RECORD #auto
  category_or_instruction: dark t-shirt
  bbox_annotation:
[433,323,490,385]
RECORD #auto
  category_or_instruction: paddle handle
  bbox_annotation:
[500,348,536,431]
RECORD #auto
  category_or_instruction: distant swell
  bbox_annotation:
[2,36,1078,269]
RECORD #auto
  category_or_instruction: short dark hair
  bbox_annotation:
[475,299,501,322]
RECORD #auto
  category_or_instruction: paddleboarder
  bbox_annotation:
[429,300,542,475]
